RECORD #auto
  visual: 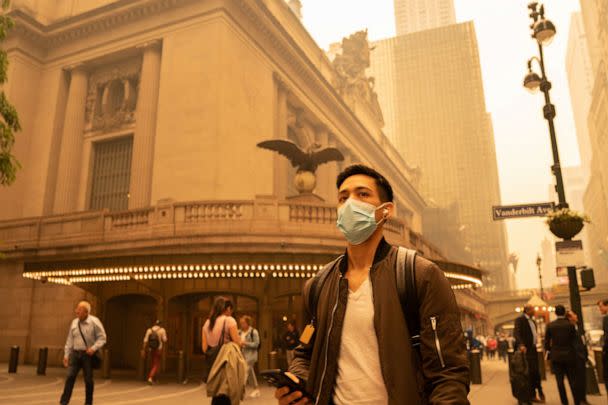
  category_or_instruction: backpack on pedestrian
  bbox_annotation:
[148,328,160,350]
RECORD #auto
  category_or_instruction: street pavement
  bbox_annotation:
[0,360,605,404]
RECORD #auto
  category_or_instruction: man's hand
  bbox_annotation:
[86,348,95,356]
[274,387,309,405]
[63,357,69,368]
[519,345,527,353]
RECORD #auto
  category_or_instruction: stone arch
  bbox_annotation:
[103,294,158,370]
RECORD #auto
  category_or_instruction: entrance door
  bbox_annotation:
[104,294,157,370]
[167,293,258,378]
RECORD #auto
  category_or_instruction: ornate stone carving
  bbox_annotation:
[332,30,384,126]
[85,59,142,132]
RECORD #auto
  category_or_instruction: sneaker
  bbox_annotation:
[248,389,261,398]
[147,378,154,385]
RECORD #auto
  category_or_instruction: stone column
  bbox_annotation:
[53,66,89,214]
[274,79,289,199]
[315,126,330,201]
[129,41,162,209]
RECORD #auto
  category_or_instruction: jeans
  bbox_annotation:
[246,360,258,388]
[552,361,579,405]
[60,351,94,405]
[148,349,162,380]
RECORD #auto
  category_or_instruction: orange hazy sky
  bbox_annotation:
[302,0,582,290]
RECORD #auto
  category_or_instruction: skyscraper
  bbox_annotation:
[580,0,608,285]
[565,12,594,173]
[394,0,456,35]
[370,22,513,290]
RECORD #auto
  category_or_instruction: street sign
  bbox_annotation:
[492,202,555,220]
[555,240,584,267]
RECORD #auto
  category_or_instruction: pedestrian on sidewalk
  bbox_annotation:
[514,304,545,403]
[545,305,579,405]
[238,315,261,399]
[566,310,589,405]
[60,300,107,405]
[498,333,509,362]
[274,164,470,405]
[282,321,299,367]
[142,319,167,384]
[597,299,608,395]
[202,296,242,405]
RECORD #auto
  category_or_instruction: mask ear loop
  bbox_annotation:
[376,204,391,226]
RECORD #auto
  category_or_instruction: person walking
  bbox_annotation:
[60,301,107,405]
[203,296,242,405]
[566,310,589,405]
[498,333,509,363]
[514,304,545,403]
[282,321,299,367]
[238,315,261,398]
[545,305,579,405]
[274,164,470,405]
[142,320,167,384]
[597,299,608,394]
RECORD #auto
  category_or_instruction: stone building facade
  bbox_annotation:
[0,0,485,374]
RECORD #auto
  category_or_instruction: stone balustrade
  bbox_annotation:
[0,197,443,261]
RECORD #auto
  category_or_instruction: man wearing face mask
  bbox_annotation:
[274,165,470,405]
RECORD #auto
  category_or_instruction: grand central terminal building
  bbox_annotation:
[0,0,487,375]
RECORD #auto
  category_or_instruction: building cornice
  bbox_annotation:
[7,0,427,211]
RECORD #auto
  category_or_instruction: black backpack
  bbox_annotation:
[148,328,160,350]
[308,246,421,350]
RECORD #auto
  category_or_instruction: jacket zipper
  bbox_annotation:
[315,277,340,405]
[430,316,446,368]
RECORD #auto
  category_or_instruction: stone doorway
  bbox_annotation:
[104,294,157,370]
[167,292,258,379]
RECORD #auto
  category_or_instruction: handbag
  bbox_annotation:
[205,319,227,367]
[77,321,103,369]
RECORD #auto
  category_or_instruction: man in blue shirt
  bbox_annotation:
[60,300,107,405]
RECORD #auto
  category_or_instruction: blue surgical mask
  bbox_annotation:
[336,199,387,245]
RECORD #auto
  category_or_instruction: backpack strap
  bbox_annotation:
[397,246,420,348]
[308,255,343,326]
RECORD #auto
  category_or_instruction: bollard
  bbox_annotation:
[37,347,48,376]
[177,350,185,384]
[469,350,482,384]
[537,350,546,380]
[137,349,146,381]
[101,348,110,379]
[586,360,601,395]
[594,348,604,383]
[8,346,19,373]
[268,351,279,370]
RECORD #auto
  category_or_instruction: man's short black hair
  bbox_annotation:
[336,164,394,202]
[555,305,566,316]
[599,299,608,306]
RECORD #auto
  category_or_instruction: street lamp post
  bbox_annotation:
[523,2,585,334]
[536,254,544,300]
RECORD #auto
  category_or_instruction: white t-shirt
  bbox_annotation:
[333,278,389,405]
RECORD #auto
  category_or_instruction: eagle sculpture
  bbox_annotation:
[257,140,344,173]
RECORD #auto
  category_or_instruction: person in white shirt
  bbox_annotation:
[239,315,261,398]
[143,320,168,384]
[60,301,107,405]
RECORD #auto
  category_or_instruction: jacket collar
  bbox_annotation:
[338,237,392,275]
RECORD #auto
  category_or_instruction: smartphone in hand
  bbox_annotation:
[261,369,313,400]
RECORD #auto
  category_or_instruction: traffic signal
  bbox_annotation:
[580,268,595,290]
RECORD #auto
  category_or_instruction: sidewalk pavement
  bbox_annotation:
[0,361,605,404]
[470,359,607,405]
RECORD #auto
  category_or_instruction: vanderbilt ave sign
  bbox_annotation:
[492,202,555,220]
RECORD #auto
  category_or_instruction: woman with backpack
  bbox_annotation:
[202,297,242,405]
[238,315,261,398]
[142,320,168,384]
